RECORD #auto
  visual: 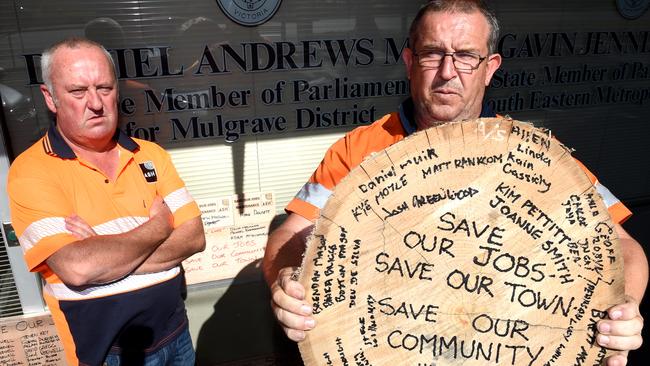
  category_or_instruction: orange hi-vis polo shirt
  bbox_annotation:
[8,124,201,365]
[287,98,631,224]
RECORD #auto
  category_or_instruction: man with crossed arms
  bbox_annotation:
[8,38,205,365]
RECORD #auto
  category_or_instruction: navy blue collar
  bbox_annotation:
[398,97,497,136]
[46,122,139,159]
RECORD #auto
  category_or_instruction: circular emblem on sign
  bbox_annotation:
[298,119,624,366]
[216,0,282,26]
[616,0,650,19]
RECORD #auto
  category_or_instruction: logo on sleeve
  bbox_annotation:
[139,161,158,183]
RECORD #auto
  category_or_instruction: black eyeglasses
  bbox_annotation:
[412,49,486,71]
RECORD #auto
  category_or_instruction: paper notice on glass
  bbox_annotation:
[0,313,65,366]
[183,192,275,284]
[233,192,275,225]
[196,196,235,229]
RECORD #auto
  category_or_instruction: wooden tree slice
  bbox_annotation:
[298,118,624,366]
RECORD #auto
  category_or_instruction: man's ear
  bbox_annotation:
[40,84,57,114]
[402,47,415,81]
[484,53,502,86]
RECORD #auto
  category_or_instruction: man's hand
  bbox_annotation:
[150,195,173,222]
[270,267,316,342]
[65,196,173,240]
[65,214,97,239]
[149,195,174,235]
[598,296,644,366]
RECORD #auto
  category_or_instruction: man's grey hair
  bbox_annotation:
[41,37,117,101]
[409,0,500,54]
